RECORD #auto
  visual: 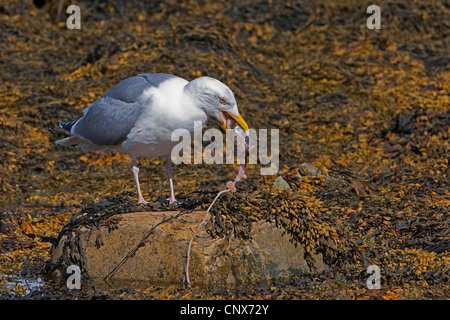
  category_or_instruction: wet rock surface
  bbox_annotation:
[49,210,326,286]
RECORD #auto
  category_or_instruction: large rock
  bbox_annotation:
[49,211,328,287]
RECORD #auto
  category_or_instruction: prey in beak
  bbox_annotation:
[217,109,251,193]
[218,110,249,133]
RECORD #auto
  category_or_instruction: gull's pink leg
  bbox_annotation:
[226,164,247,192]
[166,157,177,204]
[131,157,149,205]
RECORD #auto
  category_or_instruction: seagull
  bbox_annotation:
[55,73,249,204]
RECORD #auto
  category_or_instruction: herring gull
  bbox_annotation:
[55,73,249,204]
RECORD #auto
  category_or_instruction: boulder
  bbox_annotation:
[49,211,328,287]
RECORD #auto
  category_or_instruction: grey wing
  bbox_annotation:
[73,97,142,146]
[71,73,181,146]
[103,73,179,102]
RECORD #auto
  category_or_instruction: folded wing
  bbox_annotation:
[56,73,178,149]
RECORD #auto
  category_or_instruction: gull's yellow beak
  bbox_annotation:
[228,112,249,133]
[219,110,249,133]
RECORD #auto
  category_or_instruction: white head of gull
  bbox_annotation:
[56,73,249,204]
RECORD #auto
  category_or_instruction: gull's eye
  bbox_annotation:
[219,98,227,104]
